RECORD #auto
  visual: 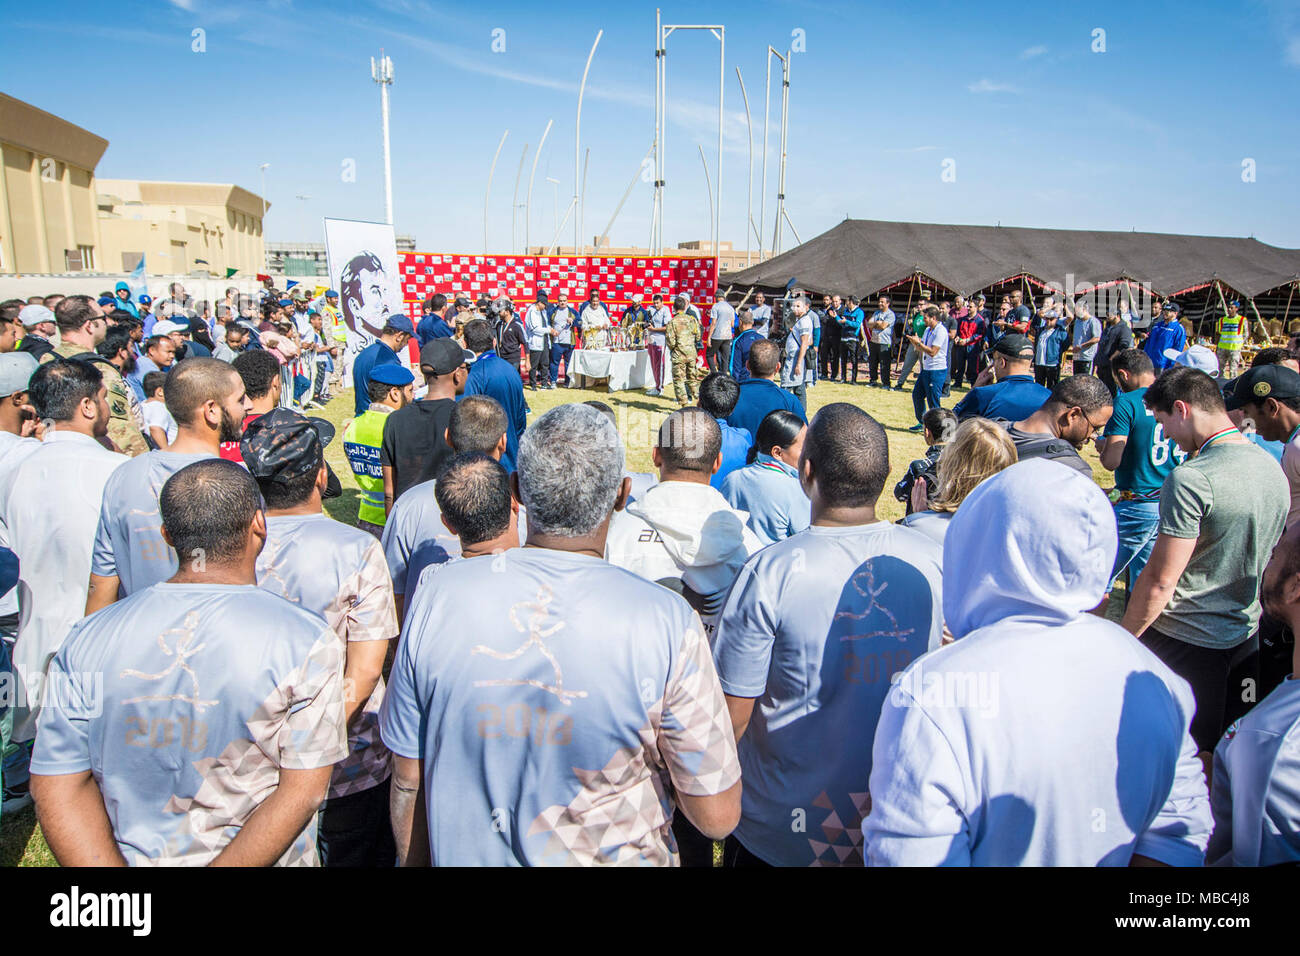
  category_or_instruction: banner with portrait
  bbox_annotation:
[323,217,403,364]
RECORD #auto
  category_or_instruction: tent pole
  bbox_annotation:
[1247,297,1272,348]
[1282,280,1296,335]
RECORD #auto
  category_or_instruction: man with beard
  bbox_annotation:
[84,359,252,612]
[47,296,148,458]
[340,251,394,342]
[998,374,1113,476]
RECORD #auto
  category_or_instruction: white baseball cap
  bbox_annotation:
[18,304,54,329]
[1164,344,1220,376]
[0,352,37,398]
[152,319,189,336]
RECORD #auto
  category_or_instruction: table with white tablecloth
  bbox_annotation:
[566,348,673,391]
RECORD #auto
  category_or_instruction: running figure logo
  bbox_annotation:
[472,585,588,705]
[121,611,220,711]
[834,564,915,643]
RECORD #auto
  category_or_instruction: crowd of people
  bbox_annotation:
[0,274,1296,870]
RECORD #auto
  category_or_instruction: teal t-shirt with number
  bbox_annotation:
[1103,386,1185,494]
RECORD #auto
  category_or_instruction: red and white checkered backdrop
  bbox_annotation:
[396,252,719,323]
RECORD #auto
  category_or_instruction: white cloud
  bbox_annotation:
[1020,45,1048,59]
[166,0,196,9]
[967,78,1018,94]
[1287,36,1300,66]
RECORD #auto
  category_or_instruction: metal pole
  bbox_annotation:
[526,119,553,253]
[511,143,530,253]
[579,148,590,252]
[713,27,724,260]
[546,198,577,255]
[371,53,395,226]
[774,51,790,255]
[735,67,754,268]
[600,142,656,252]
[576,30,602,255]
[698,145,714,255]
[485,130,509,254]
[653,9,663,255]
[760,49,773,263]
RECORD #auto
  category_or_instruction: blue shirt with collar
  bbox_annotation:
[952,373,1051,423]
[416,313,455,346]
[711,419,753,491]
[720,453,812,546]
[839,307,865,338]
[730,328,764,382]
[352,340,402,417]
[463,350,528,473]
[725,378,807,440]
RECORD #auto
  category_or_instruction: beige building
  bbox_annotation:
[98,180,268,278]
[0,93,107,274]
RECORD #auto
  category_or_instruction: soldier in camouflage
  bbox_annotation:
[40,296,148,457]
[665,294,705,406]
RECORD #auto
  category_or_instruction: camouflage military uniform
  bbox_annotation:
[41,341,149,457]
[665,310,704,405]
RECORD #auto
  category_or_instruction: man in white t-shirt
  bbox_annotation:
[1,360,127,744]
[907,305,949,432]
[748,292,772,336]
[780,296,815,407]
[380,404,741,865]
[865,459,1211,866]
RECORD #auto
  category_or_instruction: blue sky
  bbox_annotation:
[5,0,1300,250]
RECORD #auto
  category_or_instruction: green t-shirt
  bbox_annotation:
[1103,386,1186,494]
[909,311,926,338]
[1154,440,1288,649]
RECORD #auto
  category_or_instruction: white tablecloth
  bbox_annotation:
[567,349,672,391]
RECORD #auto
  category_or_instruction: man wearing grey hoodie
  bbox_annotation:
[605,407,762,638]
[604,406,762,868]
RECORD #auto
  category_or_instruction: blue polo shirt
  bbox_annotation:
[730,328,764,382]
[1143,320,1187,371]
[725,378,807,440]
[462,350,528,473]
[416,313,455,345]
[711,419,753,491]
[352,340,401,417]
[952,374,1051,423]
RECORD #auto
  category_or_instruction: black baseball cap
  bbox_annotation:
[420,337,474,374]
[993,333,1034,360]
[1224,364,1300,411]
[240,408,333,484]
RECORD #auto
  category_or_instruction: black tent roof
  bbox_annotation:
[722,219,1300,299]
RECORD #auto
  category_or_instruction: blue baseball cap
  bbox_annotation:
[386,314,415,335]
[369,363,415,387]
[326,289,339,298]
[97,295,116,307]
[277,298,293,307]
[138,294,152,305]
[1162,302,1181,314]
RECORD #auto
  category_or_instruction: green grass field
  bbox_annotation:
[2,372,1125,866]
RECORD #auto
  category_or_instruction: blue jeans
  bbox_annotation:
[0,624,31,808]
[1107,498,1161,594]
[912,369,947,422]
[550,343,573,383]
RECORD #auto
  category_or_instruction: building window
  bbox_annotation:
[79,245,95,271]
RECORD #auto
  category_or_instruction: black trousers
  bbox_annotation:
[1034,364,1061,389]
[1140,626,1260,754]
[722,835,772,867]
[867,341,891,386]
[951,343,982,388]
[820,336,841,378]
[838,340,860,382]
[707,338,733,374]
[1097,363,1117,399]
[671,812,716,868]
[528,346,550,386]
[317,780,398,867]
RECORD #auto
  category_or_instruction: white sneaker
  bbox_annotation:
[646,388,660,397]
